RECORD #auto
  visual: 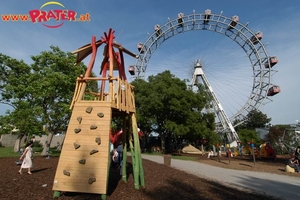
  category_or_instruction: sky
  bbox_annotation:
[0,0,300,126]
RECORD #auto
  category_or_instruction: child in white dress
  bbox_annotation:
[18,141,33,174]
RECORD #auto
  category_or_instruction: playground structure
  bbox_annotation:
[52,29,144,199]
[239,142,276,158]
[281,127,300,156]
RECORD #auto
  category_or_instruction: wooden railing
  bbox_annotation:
[70,76,136,113]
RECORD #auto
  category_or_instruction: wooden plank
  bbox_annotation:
[54,170,108,179]
[126,83,130,112]
[59,144,108,152]
[57,155,110,164]
[73,101,112,107]
[53,178,107,194]
[52,105,112,194]
[70,112,111,118]
[112,43,137,58]
[61,136,110,144]
[118,79,121,111]
[53,174,108,191]
[72,104,113,111]
[53,168,109,193]
[55,166,109,174]
[121,80,126,112]
[70,109,112,117]
[68,118,111,124]
[65,126,110,133]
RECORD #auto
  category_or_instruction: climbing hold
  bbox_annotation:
[95,137,101,145]
[97,112,104,118]
[63,170,70,176]
[74,128,81,134]
[90,149,99,155]
[73,143,81,149]
[90,125,97,130]
[77,117,82,124]
[79,159,86,164]
[86,106,93,114]
[88,178,96,184]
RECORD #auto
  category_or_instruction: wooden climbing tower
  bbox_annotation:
[52,28,144,199]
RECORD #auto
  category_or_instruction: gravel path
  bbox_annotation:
[142,154,300,200]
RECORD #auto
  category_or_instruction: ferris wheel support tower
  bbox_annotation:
[191,60,240,144]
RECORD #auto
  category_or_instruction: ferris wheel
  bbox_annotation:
[130,9,280,134]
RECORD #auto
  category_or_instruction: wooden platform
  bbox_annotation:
[52,101,112,194]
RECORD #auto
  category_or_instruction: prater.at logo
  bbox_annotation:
[1,2,90,28]
[28,1,89,28]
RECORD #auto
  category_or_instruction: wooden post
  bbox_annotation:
[122,117,127,182]
[132,113,140,189]
[131,113,145,187]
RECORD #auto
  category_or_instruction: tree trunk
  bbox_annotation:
[56,135,65,151]
[14,135,24,152]
[41,132,54,156]
[161,134,166,153]
[14,138,21,153]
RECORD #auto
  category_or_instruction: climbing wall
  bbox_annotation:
[52,101,112,194]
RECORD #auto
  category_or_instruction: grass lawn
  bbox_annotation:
[1,147,198,160]
[0,147,20,157]
[0,147,61,157]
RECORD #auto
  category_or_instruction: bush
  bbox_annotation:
[32,140,43,148]
[32,146,43,153]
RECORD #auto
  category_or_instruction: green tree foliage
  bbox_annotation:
[131,70,215,152]
[239,110,271,130]
[234,110,271,147]
[29,46,87,133]
[0,46,88,154]
[0,53,42,138]
[0,54,31,109]
[238,129,261,147]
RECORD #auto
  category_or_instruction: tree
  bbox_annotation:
[0,53,43,151]
[239,110,271,130]
[0,102,42,151]
[238,129,262,147]
[131,70,215,153]
[234,110,271,147]
[0,46,88,154]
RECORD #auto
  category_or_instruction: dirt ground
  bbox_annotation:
[193,153,299,177]
[0,154,297,200]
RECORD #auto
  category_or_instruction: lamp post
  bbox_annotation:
[295,120,300,146]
